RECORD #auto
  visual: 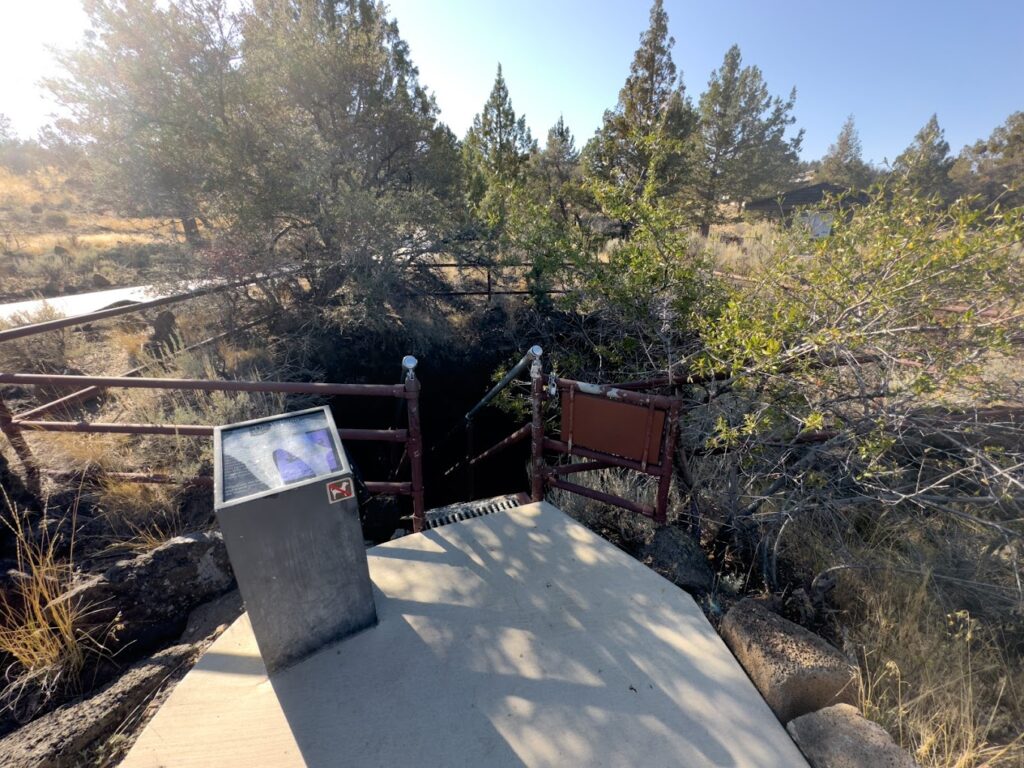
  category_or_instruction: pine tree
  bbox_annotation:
[893,114,954,201]
[690,45,803,235]
[584,0,696,202]
[817,115,874,190]
[950,111,1024,207]
[533,116,581,224]
[464,64,535,188]
[0,114,13,144]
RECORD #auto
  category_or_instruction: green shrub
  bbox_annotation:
[43,211,69,228]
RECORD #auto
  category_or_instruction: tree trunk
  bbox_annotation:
[180,216,202,247]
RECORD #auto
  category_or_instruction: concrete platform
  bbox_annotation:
[123,502,807,767]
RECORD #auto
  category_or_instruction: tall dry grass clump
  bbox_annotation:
[0,491,104,709]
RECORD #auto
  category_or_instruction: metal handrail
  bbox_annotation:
[465,345,541,423]
[0,362,428,531]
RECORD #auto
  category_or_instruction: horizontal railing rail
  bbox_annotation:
[0,276,426,531]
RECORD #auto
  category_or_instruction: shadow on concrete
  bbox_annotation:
[239,504,804,767]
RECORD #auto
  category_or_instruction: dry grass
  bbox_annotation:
[1,167,187,299]
[705,220,780,276]
[96,480,187,552]
[0,304,75,374]
[0,167,72,211]
[0,491,104,706]
[776,498,1024,768]
[852,574,1024,767]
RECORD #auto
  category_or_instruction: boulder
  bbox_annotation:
[144,310,179,357]
[62,532,234,658]
[91,272,112,288]
[0,644,196,768]
[787,703,918,768]
[720,598,857,723]
[639,525,714,594]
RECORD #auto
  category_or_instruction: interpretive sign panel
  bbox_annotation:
[219,409,345,503]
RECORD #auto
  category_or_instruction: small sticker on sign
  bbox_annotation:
[326,478,354,503]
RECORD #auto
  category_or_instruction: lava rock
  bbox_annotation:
[639,525,714,594]
[720,598,858,723]
[0,644,196,767]
[787,703,918,767]
[63,532,234,659]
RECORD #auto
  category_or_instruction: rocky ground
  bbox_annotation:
[0,450,242,766]
[0,469,918,767]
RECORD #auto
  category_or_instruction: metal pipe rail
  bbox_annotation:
[463,347,683,525]
[0,359,427,532]
[0,373,407,399]
[464,345,542,423]
[15,315,272,421]
[460,346,541,498]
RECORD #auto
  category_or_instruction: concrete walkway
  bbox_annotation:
[0,285,161,325]
[123,502,807,767]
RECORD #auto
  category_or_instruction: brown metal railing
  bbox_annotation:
[466,347,683,524]
[0,281,426,531]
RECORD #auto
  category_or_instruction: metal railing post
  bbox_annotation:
[403,356,426,532]
[654,401,680,525]
[465,418,475,500]
[0,391,40,497]
[529,350,545,502]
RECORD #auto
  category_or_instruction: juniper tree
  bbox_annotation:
[233,0,463,305]
[893,114,954,201]
[585,0,696,205]
[48,0,239,246]
[689,45,802,235]
[951,111,1024,207]
[816,115,874,190]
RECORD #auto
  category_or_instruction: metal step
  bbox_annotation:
[423,494,525,530]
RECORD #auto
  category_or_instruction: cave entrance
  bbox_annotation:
[320,331,530,541]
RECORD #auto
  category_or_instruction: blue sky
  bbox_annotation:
[387,0,1024,164]
[2,1,1021,164]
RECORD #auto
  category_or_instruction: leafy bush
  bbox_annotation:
[42,211,68,228]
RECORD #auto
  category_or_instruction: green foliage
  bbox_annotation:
[951,111,1024,208]
[816,115,875,190]
[462,64,536,239]
[555,191,718,376]
[464,65,535,188]
[231,0,463,302]
[584,0,697,205]
[49,0,239,244]
[893,114,954,202]
[699,185,1024,382]
[689,45,803,235]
